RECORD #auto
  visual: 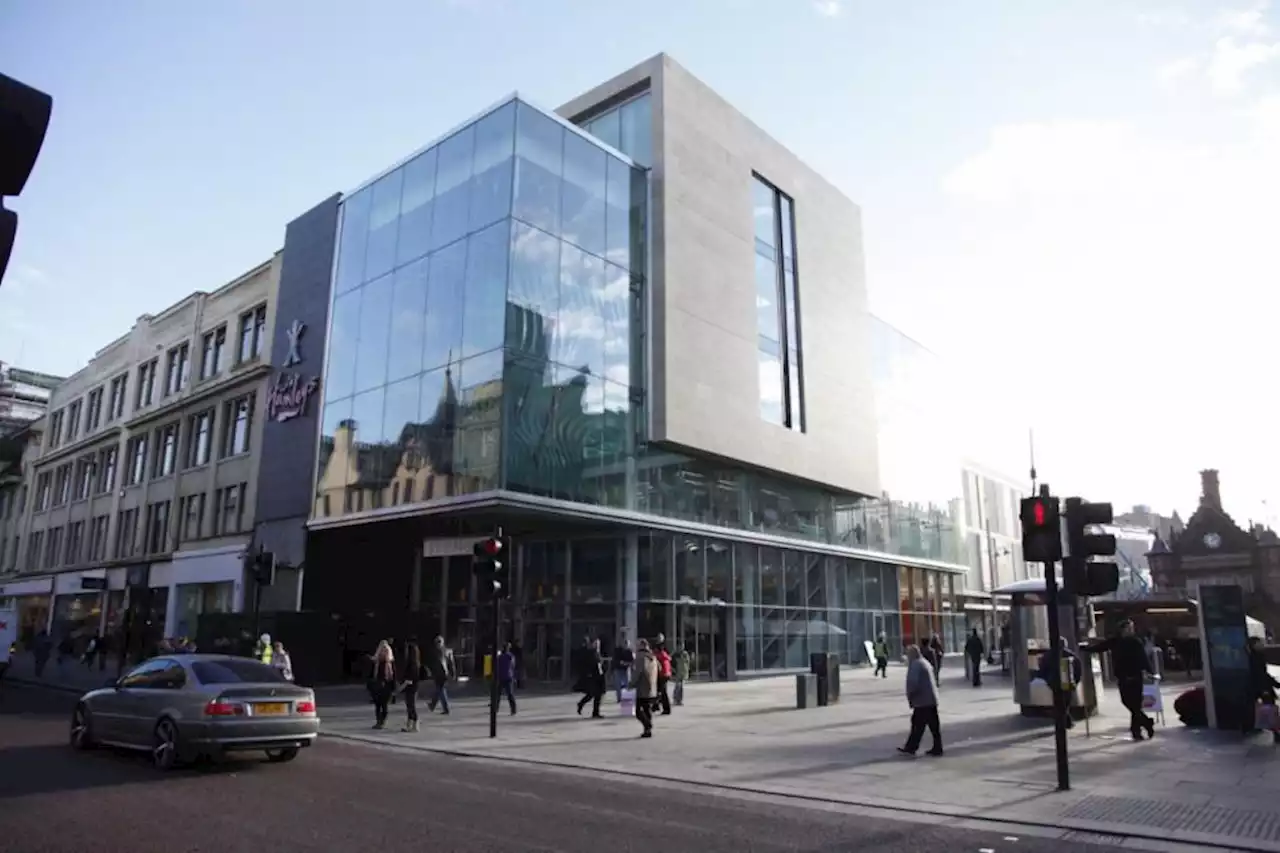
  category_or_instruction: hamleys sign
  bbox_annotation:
[267,320,322,423]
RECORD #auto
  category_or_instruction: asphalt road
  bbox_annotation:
[0,682,1132,853]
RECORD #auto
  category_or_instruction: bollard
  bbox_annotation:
[795,672,818,709]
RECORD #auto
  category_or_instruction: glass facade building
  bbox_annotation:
[306,90,1023,681]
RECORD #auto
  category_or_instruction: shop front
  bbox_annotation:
[50,571,109,652]
[157,545,246,639]
[0,576,53,648]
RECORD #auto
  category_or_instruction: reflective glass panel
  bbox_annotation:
[557,243,605,376]
[334,189,370,296]
[430,124,475,252]
[513,103,562,235]
[387,257,429,382]
[325,289,361,402]
[468,102,515,233]
[756,253,780,343]
[353,273,393,394]
[453,350,503,493]
[314,396,352,509]
[758,350,784,425]
[423,238,467,371]
[365,169,404,282]
[396,147,437,267]
[600,263,630,387]
[587,110,620,150]
[753,178,776,252]
[461,221,511,359]
[560,132,607,257]
[507,221,562,362]
[604,158,636,272]
[618,95,652,167]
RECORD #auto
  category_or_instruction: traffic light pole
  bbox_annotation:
[1039,485,1071,791]
[489,526,503,740]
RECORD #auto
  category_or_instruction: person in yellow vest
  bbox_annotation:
[256,633,273,665]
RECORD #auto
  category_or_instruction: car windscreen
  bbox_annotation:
[192,659,288,685]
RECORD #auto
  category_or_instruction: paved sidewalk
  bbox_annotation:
[323,667,1280,853]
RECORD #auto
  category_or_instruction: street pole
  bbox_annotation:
[1039,482,1070,791]
[489,526,503,740]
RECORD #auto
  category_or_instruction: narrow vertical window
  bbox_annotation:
[753,175,804,432]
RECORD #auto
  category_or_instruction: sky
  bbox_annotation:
[1,0,1277,523]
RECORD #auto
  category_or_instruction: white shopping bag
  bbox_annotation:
[619,688,636,717]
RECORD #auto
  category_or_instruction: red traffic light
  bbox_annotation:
[473,537,503,558]
[1032,500,1046,526]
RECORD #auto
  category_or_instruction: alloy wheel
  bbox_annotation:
[70,707,90,749]
[153,720,177,770]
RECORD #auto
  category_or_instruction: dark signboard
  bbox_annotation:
[1198,584,1251,730]
[80,576,108,591]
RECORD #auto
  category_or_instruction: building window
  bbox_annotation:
[73,455,94,501]
[180,493,206,542]
[221,395,253,457]
[106,373,128,422]
[136,358,158,409]
[125,435,148,486]
[145,500,171,554]
[238,303,268,363]
[66,520,85,565]
[165,342,190,397]
[215,483,246,535]
[66,399,83,442]
[53,464,72,506]
[45,526,63,568]
[47,409,64,449]
[34,472,50,511]
[752,175,805,432]
[114,507,139,558]
[88,515,110,562]
[86,387,103,431]
[96,446,117,494]
[26,530,41,570]
[200,325,227,380]
[185,409,214,468]
[153,422,178,478]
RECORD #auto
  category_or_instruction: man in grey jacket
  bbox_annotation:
[898,644,943,756]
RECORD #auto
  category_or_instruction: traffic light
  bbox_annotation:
[1062,498,1119,597]
[250,549,275,586]
[1020,495,1062,563]
[472,536,510,600]
[0,73,53,286]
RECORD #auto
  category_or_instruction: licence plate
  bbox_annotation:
[253,703,288,716]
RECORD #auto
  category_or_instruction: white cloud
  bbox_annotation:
[1207,36,1280,95]
[812,0,842,17]
[1215,0,1272,36]
[1156,55,1202,88]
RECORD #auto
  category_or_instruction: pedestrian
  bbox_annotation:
[401,638,423,732]
[32,630,50,678]
[898,644,943,757]
[368,640,396,730]
[575,638,606,718]
[256,633,273,665]
[497,642,517,715]
[929,634,944,686]
[631,639,659,739]
[1246,636,1279,741]
[653,635,672,715]
[81,634,100,668]
[271,641,294,682]
[425,635,455,715]
[672,644,691,706]
[611,638,635,703]
[1083,619,1154,741]
[965,628,985,687]
[873,634,889,678]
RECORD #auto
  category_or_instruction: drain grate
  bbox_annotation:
[1060,830,1129,846]
[1063,795,1280,842]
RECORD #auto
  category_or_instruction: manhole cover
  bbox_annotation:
[1064,794,1280,842]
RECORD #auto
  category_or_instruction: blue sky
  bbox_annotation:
[2,0,1278,519]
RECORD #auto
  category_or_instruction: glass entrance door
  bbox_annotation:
[521,622,565,682]
[680,604,729,681]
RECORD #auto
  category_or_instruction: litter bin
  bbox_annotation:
[795,672,818,709]
[810,652,841,706]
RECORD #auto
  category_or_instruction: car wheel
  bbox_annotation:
[70,705,95,750]
[152,718,180,771]
[265,747,299,763]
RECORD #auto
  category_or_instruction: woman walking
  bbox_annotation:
[271,641,294,682]
[368,640,396,730]
[401,639,424,732]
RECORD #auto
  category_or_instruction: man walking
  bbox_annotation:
[965,628,985,687]
[1085,619,1153,740]
[898,644,943,757]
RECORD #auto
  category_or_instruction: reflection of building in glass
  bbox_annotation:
[299,55,1030,682]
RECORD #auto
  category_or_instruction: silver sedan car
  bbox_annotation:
[71,653,320,770]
